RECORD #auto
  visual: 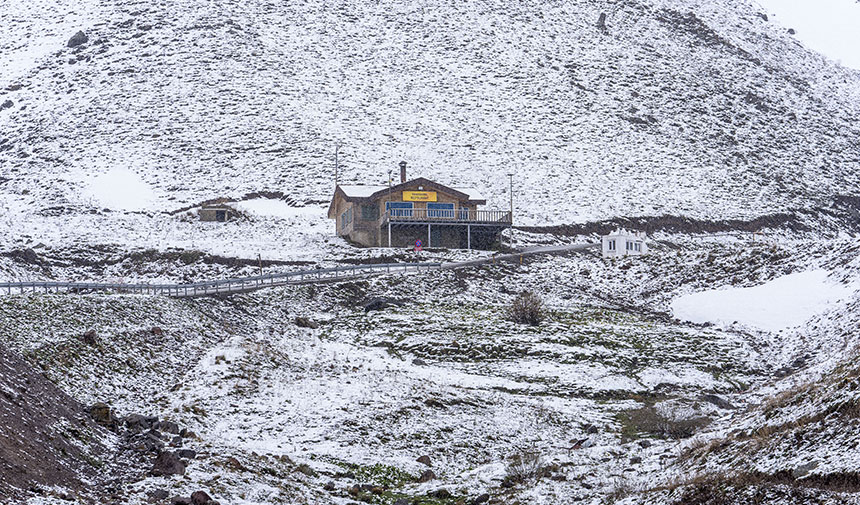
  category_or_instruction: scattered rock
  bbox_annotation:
[416,455,432,466]
[583,423,599,434]
[67,31,89,48]
[393,499,410,505]
[412,358,427,366]
[224,456,244,471]
[190,490,212,505]
[176,449,197,460]
[701,393,736,410]
[150,326,163,336]
[82,330,98,346]
[0,100,13,111]
[424,398,445,409]
[757,12,769,22]
[430,488,451,499]
[148,489,169,502]
[124,413,158,432]
[151,451,186,476]
[363,297,404,312]
[88,402,117,429]
[157,420,181,434]
[418,469,436,482]
[6,84,22,92]
[637,440,652,449]
[788,28,796,35]
[472,493,490,505]
[630,456,642,464]
[125,431,164,453]
[169,497,192,505]
[323,481,335,491]
[294,317,319,329]
[793,461,819,479]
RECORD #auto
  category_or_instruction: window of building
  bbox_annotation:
[361,204,378,220]
[341,207,353,227]
[385,201,413,217]
[458,206,470,220]
[427,202,454,218]
[608,239,615,251]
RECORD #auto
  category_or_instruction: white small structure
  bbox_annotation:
[601,228,648,258]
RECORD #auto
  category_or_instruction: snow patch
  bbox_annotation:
[670,270,857,332]
[233,198,322,219]
[82,168,155,211]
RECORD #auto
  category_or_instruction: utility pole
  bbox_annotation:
[507,173,514,249]
[334,144,341,188]
[387,169,393,248]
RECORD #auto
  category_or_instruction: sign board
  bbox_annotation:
[403,191,437,202]
[414,239,423,251]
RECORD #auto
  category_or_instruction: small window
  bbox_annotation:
[361,205,378,220]
[341,207,353,227]
[608,239,615,251]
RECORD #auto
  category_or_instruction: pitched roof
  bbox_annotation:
[339,184,485,202]
[328,177,486,218]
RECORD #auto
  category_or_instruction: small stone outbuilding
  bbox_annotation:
[198,204,236,223]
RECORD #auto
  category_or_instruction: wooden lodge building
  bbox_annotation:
[327,162,512,249]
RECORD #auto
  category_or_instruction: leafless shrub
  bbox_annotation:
[508,291,545,325]
[622,406,711,440]
[504,450,544,486]
[606,477,635,502]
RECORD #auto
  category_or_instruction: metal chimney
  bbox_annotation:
[399,161,407,183]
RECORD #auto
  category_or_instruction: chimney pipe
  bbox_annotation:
[399,161,407,183]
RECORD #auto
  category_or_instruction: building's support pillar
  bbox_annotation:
[467,224,471,250]
[427,223,431,248]
[388,221,391,248]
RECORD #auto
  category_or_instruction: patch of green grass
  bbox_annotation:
[351,463,417,488]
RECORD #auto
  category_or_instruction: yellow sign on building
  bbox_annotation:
[402,191,437,202]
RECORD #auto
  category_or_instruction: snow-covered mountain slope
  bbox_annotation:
[3,237,859,504]
[2,0,859,236]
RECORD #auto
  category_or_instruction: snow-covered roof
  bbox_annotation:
[450,187,485,201]
[337,182,484,202]
[603,228,646,240]
[338,185,388,198]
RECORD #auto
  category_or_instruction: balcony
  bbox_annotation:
[379,208,513,227]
